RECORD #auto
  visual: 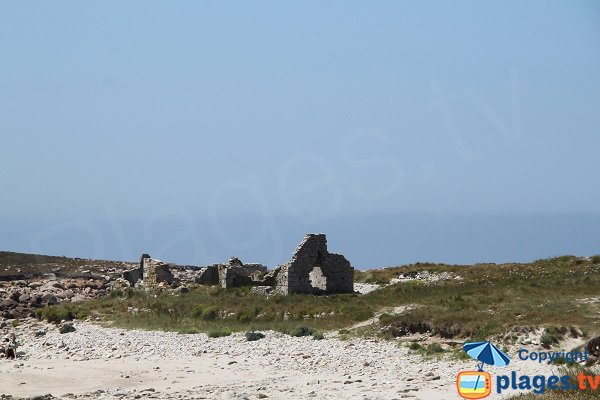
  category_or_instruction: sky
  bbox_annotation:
[1,1,599,267]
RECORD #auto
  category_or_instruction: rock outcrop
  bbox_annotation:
[0,276,110,319]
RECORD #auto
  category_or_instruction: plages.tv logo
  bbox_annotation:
[456,341,511,399]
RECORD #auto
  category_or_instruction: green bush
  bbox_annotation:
[540,328,563,349]
[237,308,258,323]
[202,306,219,320]
[591,255,600,264]
[290,326,314,337]
[207,327,231,338]
[312,331,325,340]
[37,305,87,324]
[426,343,445,354]
[59,323,76,334]
[192,306,204,318]
[408,341,423,351]
[245,331,265,341]
[193,305,219,321]
[346,306,374,321]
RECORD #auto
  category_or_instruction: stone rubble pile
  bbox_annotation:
[0,277,111,319]
[391,271,462,285]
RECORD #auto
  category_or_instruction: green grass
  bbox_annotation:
[35,304,89,323]
[207,327,231,338]
[373,256,600,341]
[36,255,600,340]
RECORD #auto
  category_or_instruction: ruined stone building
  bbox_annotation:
[196,257,267,289]
[274,234,354,295]
[193,234,354,295]
[127,234,353,295]
[121,254,174,288]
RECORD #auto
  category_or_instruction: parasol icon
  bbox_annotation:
[463,341,511,370]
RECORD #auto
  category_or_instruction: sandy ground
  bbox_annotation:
[0,319,585,400]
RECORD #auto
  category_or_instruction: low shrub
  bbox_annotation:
[238,308,258,323]
[193,305,219,321]
[312,331,325,340]
[290,326,314,337]
[426,343,444,354]
[207,327,231,338]
[192,306,204,319]
[540,328,564,349]
[59,323,76,334]
[245,331,265,341]
[36,305,87,324]
[202,306,219,320]
[408,341,423,351]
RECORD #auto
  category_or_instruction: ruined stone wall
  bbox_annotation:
[122,268,142,285]
[322,253,353,293]
[219,263,268,289]
[195,265,220,285]
[195,258,268,289]
[275,234,354,295]
[142,257,174,289]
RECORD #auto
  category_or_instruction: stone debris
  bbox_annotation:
[391,271,462,285]
[0,277,110,319]
[353,283,382,295]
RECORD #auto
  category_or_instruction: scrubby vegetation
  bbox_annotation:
[36,255,600,341]
[289,326,315,337]
[207,327,232,338]
[35,304,89,324]
[540,327,566,349]
[405,341,449,358]
[59,323,76,334]
[245,331,265,341]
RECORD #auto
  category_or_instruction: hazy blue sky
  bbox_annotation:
[1,1,599,267]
